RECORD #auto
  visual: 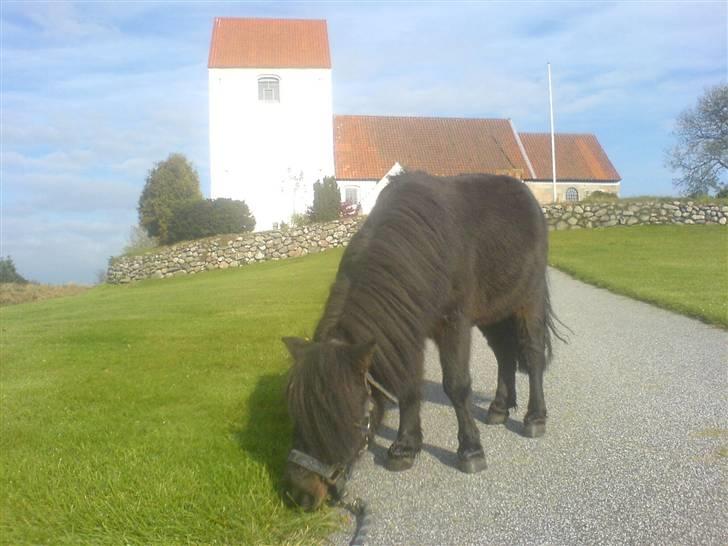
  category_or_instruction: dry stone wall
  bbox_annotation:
[542,201,727,230]
[108,201,727,284]
[107,217,365,284]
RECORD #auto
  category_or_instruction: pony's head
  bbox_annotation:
[282,337,376,510]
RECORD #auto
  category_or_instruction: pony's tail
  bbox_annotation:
[516,283,570,373]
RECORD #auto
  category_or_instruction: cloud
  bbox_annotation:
[0,1,725,283]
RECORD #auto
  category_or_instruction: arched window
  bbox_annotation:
[565,187,579,202]
[258,76,280,102]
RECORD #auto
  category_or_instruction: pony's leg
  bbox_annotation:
[435,314,486,474]
[479,317,518,425]
[517,309,548,438]
[386,386,422,471]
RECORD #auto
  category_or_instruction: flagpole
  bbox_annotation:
[548,62,557,203]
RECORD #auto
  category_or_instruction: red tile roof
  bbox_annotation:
[208,17,331,69]
[519,133,621,182]
[334,115,532,180]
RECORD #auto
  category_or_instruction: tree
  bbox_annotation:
[307,176,341,222]
[0,256,28,284]
[666,84,728,196]
[123,225,159,255]
[166,198,255,244]
[138,154,203,243]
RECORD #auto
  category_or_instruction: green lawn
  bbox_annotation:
[549,225,728,327]
[0,249,348,545]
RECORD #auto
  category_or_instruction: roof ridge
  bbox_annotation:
[521,131,598,138]
[334,114,509,122]
[214,16,327,23]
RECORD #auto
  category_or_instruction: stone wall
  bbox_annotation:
[108,201,727,284]
[107,217,365,284]
[542,200,728,230]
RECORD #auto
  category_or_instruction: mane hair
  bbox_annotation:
[313,172,462,399]
[287,341,369,465]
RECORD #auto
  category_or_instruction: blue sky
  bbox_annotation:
[1,1,726,284]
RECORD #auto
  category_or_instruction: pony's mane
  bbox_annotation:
[287,342,368,464]
[313,174,458,398]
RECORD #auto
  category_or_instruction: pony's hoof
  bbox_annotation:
[386,444,417,471]
[386,455,415,472]
[485,409,509,425]
[523,420,546,438]
[457,451,487,474]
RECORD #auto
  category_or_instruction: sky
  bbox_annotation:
[1,1,726,285]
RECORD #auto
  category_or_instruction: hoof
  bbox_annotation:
[386,443,418,471]
[386,455,415,472]
[485,409,509,425]
[523,420,546,438]
[458,453,487,474]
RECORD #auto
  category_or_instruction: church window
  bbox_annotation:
[345,187,359,204]
[258,76,280,102]
[565,187,579,202]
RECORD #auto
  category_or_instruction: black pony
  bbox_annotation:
[283,171,561,510]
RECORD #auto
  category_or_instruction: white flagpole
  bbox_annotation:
[548,62,557,202]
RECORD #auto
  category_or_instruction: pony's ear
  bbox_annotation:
[282,337,310,360]
[351,340,376,375]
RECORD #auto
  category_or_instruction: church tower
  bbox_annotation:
[208,18,335,230]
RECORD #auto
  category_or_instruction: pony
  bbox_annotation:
[282,171,562,510]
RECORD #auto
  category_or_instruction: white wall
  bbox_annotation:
[209,67,334,230]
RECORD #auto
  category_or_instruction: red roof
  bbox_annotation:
[334,115,532,180]
[519,133,621,182]
[208,17,331,69]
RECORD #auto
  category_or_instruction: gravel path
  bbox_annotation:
[330,268,727,545]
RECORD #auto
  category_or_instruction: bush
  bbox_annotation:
[307,176,340,223]
[583,190,618,202]
[340,201,361,217]
[166,198,255,244]
[0,256,28,284]
[138,154,203,243]
[123,225,159,256]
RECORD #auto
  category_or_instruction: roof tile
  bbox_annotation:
[334,115,531,180]
[519,133,621,181]
[208,17,331,69]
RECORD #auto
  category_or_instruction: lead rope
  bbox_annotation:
[339,372,397,545]
[337,495,371,546]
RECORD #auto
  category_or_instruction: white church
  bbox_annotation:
[208,17,621,231]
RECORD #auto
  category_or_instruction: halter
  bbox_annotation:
[287,372,397,500]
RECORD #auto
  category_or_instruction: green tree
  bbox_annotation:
[0,256,28,284]
[166,198,255,244]
[122,225,159,255]
[666,84,728,196]
[307,176,340,222]
[138,154,203,243]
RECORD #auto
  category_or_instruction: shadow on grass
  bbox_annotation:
[232,372,291,488]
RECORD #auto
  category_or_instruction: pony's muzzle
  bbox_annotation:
[283,462,329,511]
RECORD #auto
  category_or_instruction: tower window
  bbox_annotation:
[258,77,280,102]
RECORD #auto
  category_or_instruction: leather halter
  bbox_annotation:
[287,373,397,499]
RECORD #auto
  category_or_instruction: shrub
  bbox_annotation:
[166,198,255,244]
[138,154,204,243]
[307,176,340,223]
[0,256,28,284]
[123,225,159,256]
[583,190,618,202]
[340,201,361,217]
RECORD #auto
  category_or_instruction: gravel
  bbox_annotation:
[329,268,727,545]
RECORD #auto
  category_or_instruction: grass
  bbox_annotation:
[0,283,91,307]
[549,225,728,327]
[0,249,348,545]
